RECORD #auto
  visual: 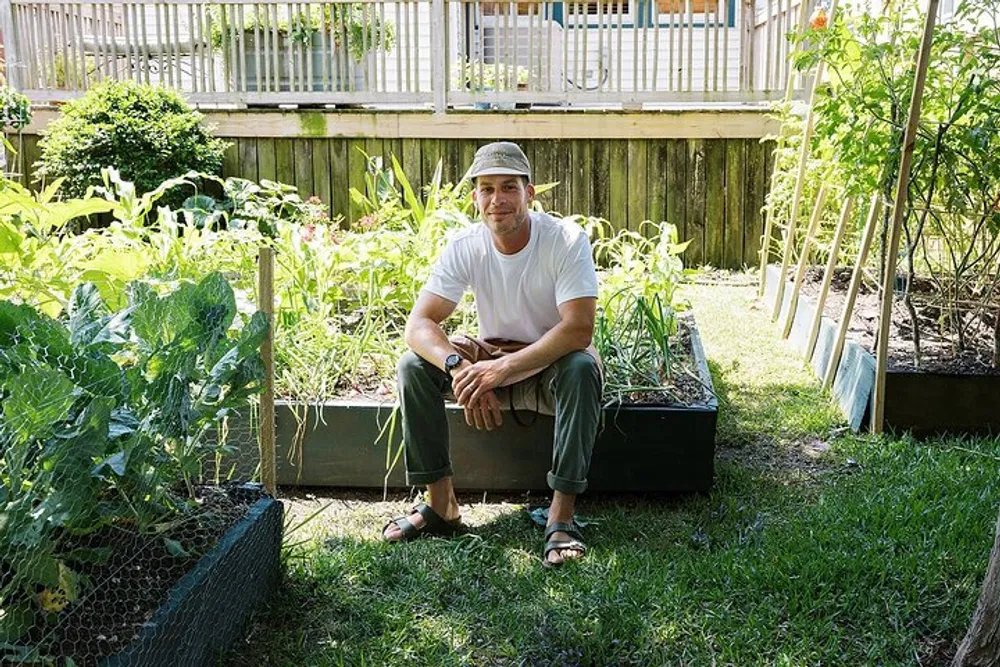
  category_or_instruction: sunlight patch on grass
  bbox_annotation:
[683,282,845,446]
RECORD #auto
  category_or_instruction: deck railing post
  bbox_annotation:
[0,0,23,91]
[431,0,448,112]
[740,0,753,91]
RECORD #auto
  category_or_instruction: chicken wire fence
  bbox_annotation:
[0,260,280,666]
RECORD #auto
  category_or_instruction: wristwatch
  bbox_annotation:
[444,353,463,378]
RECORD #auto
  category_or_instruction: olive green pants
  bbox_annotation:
[396,350,602,495]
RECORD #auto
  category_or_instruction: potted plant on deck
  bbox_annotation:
[213,5,395,93]
[454,59,531,109]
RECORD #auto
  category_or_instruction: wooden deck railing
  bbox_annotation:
[0,0,816,109]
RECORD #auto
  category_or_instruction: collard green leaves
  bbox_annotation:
[0,272,267,647]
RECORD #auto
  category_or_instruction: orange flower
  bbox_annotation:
[809,6,828,30]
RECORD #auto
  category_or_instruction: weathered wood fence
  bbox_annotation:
[13,108,776,268]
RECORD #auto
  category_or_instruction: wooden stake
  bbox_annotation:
[806,195,854,360]
[782,182,829,338]
[768,0,840,315]
[756,0,813,297]
[258,246,277,497]
[872,0,939,434]
[823,193,881,391]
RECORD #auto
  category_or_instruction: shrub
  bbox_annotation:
[35,81,228,205]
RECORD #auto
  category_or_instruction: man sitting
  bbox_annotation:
[382,141,602,568]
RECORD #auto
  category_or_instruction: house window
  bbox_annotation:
[478,1,539,17]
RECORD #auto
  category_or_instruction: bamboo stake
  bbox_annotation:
[823,193,880,391]
[769,0,842,319]
[782,181,828,338]
[872,0,939,434]
[258,246,277,497]
[806,195,854,360]
[756,0,815,296]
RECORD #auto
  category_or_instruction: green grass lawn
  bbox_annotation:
[224,278,1000,667]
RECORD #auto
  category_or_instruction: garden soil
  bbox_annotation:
[45,487,255,666]
[797,266,1000,376]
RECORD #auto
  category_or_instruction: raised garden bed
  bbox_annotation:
[99,487,283,667]
[230,317,717,492]
[764,264,1000,436]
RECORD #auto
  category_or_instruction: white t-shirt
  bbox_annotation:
[423,211,599,343]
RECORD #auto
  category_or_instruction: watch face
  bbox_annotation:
[446,354,462,373]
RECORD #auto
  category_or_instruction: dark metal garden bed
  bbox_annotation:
[234,320,717,492]
[101,490,283,667]
[764,264,1000,436]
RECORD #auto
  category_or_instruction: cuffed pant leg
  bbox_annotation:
[547,351,602,495]
[396,351,453,486]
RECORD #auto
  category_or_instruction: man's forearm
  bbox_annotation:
[405,318,459,372]
[499,320,591,382]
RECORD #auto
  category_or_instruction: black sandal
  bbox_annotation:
[382,502,463,542]
[542,522,587,568]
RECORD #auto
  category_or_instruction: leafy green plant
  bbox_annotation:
[588,220,694,404]
[775,0,1000,367]
[0,272,266,656]
[211,4,395,62]
[452,59,531,91]
[35,81,229,206]
[182,176,330,236]
[0,177,116,316]
[0,85,31,132]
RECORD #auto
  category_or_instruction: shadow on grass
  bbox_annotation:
[221,429,1000,667]
[223,470,818,667]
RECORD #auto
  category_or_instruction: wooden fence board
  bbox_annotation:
[460,140,478,181]
[256,138,277,183]
[724,139,745,268]
[330,139,350,226]
[312,139,331,210]
[293,139,314,199]
[647,140,669,232]
[348,139,368,224]
[571,139,592,220]
[666,139,688,244]
[610,140,629,232]
[238,138,258,185]
[744,138,766,267]
[421,139,443,189]
[533,140,554,213]
[705,140,726,266]
[221,138,239,185]
[591,140,611,225]
[401,138,422,194]
[364,137,382,199]
[762,137,778,260]
[627,139,648,234]
[686,139,707,265]
[274,139,295,193]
